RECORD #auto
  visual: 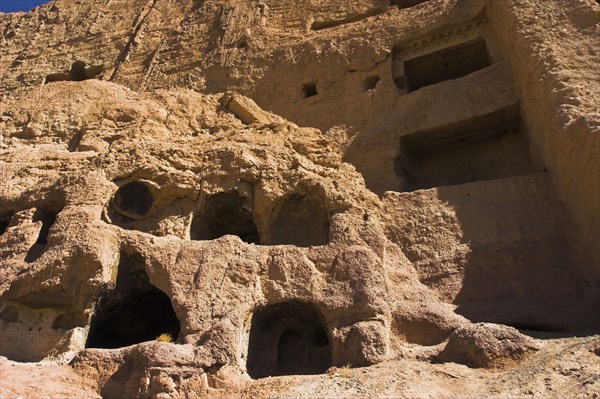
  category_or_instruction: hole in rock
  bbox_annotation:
[0,213,13,236]
[191,191,260,244]
[396,38,491,93]
[69,61,88,81]
[390,0,431,8]
[236,36,248,49]
[269,194,330,247]
[363,75,380,91]
[396,107,535,191]
[112,181,154,219]
[86,252,180,349]
[302,82,318,98]
[246,300,331,379]
[44,61,104,84]
[0,306,19,323]
[67,130,83,152]
[25,208,59,263]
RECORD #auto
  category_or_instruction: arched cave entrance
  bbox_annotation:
[269,194,330,247]
[190,191,260,244]
[86,252,180,349]
[246,300,332,379]
[112,181,154,219]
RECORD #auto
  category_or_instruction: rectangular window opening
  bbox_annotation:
[400,38,491,93]
[396,108,536,191]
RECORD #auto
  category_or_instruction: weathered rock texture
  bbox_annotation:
[0,0,599,398]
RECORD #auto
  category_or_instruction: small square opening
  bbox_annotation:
[302,82,318,98]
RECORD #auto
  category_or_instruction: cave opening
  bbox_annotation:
[25,208,59,263]
[112,181,154,219]
[86,252,181,349]
[69,61,88,81]
[397,38,491,93]
[246,300,332,379]
[190,191,260,244]
[269,194,330,247]
[302,82,318,98]
[363,75,380,91]
[0,212,13,236]
[395,108,535,191]
[45,61,104,84]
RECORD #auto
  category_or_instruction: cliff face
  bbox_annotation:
[1,0,599,398]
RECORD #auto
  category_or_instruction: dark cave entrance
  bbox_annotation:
[269,194,330,247]
[190,191,260,244]
[112,181,154,219]
[45,61,104,84]
[86,252,180,349]
[246,301,332,379]
[69,61,88,82]
[302,82,318,98]
[0,212,13,236]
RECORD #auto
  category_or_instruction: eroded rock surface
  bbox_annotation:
[0,0,599,398]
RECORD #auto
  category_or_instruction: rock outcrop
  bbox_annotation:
[1,0,599,398]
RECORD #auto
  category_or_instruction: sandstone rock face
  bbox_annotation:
[0,0,599,398]
[436,323,541,368]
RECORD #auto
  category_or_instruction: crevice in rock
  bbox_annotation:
[391,0,431,9]
[67,130,84,152]
[311,8,386,31]
[86,251,180,349]
[191,191,260,244]
[108,0,158,81]
[0,212,13,236]
[363,75,380,91]
[25,208,60,263]
[246,300,331,379]
[509,323,568,334]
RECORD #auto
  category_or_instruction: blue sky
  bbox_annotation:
[1,0,50,13]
